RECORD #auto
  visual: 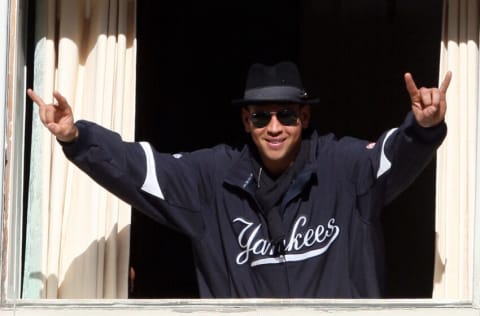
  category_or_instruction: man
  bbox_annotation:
[28,61,451,298]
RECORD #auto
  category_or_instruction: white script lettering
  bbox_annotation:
[233,216,340,266]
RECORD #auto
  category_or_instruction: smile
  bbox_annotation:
[265,138,286,148]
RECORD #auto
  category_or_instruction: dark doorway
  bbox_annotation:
[130,0,443,298]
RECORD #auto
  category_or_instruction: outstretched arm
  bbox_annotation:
[27,89,79,142]
[377,72,451,205]
[27,89,209,237]
[404,71,452,128]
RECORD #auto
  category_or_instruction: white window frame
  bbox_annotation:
[0,0,7,307]
[1,0,26,305]
[1,0,480,315]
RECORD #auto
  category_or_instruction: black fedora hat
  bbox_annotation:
[232,61,319,106]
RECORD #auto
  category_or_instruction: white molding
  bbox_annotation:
[0,0,11,304]
[473,23,480,309]
[3,0,27,302]
[0,299,478,315]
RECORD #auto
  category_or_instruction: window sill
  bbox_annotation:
[0,298,477,316]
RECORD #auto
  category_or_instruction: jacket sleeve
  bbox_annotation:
[381,112,446,203]
[342,111,447,221]
[61,120,211,238]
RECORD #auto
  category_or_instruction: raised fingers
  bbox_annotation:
[27,89,63,126]
[53,90,70,110]
[404,73,419,99]
[439,71,452,94]
[27,89,50,124]
[27,89,47,107]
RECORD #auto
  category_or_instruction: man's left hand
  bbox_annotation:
[404,71,452,128]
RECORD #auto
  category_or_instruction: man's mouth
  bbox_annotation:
[265,138,286,148]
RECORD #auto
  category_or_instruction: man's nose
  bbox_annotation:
[266,114,282,134]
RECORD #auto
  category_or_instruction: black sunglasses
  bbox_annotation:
[249,108,299,128]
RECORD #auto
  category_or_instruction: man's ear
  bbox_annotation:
[299,105,311,129]
[241,107,252,133]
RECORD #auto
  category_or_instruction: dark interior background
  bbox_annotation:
[131,0,444,298]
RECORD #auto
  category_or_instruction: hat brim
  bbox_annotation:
[231,97,320,107]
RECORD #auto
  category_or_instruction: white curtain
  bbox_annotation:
[23,0,136,298]
[433,0,479,299]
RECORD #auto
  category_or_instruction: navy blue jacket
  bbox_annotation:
[62,112,446,298]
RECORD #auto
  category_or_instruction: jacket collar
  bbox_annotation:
[223,131,319,201]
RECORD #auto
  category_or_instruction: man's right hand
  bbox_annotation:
[27,89,79,143]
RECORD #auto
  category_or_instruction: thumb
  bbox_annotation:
[46,123,60,136]
[47,122,78,142]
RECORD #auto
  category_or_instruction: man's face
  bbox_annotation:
[241,104,311,175]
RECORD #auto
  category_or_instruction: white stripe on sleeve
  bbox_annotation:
[139,142,165,200]
[376,128,397,179]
